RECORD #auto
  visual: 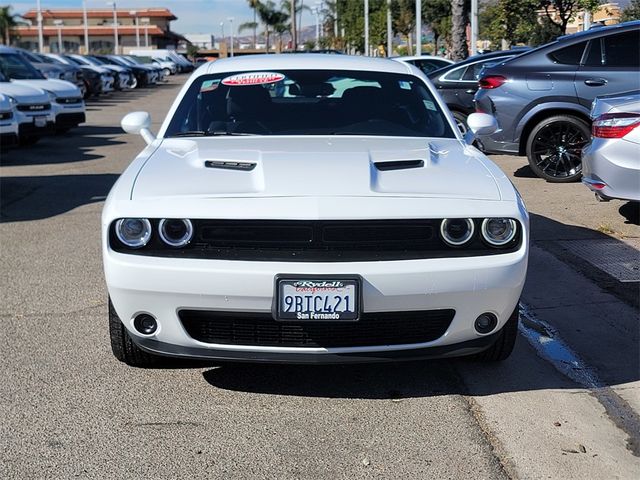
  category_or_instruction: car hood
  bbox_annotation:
[132,137,502,201]
[11,79,81,98]
[0,81,49,103]
[103,65,129,73]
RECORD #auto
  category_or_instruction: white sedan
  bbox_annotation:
[103,54,529,367]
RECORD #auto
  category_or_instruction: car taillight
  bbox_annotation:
[478,75,506,89]
[592,113,640,139]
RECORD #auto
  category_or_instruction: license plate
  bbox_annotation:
[275,277,360,321]
[34,116,47,128]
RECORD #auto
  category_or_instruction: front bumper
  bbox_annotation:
[582,138,640,202]
[105,246,528,363]
[55,112,86,129]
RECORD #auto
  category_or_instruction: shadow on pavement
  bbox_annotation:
[513,164,537,178]
[619,201,640,225]
[0,126,125,167]
[0,173,119,222]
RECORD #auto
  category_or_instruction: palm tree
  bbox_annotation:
[450,0,468,60]
[0,6,25,46]
[246,0,261,48]
[257,1,289,53]
[281,0,311,50]
[239,21,259,48]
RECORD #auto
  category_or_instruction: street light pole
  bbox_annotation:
[228,17,234,57]
[36,0,44,53]
[471,0,478,55]
[416,0,421,56]
[387,0,392,57]
[53,20,63,53]
[314,7,320,49]
[130,10,140,48]
[364,0,369,56]
[142,18,150,47]
[82,0,89,54]
[107,2,119,54]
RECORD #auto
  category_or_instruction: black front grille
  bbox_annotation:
[0,111,12,120]
[16,103,50,112]
[56,97,83,105]
[110,219,522,261]
[179,309,455,348]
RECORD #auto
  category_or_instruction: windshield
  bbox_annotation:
[133,56,153,64]
[64,55,84,66]
[166,70,455,138]
[87,56,106,65]
[0,53,46,79]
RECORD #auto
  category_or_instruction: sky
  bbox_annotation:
[10,0,319,36]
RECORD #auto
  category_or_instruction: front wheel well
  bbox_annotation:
[518,109,591,156]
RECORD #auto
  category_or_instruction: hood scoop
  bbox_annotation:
[205,160,257,171]
[374,159,424,171]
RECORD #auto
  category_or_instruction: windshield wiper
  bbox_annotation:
[207,131,257,136]
[172,130,207,137]
[172,131,258,137]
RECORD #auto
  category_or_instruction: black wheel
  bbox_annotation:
[526,115,590,183]
[452,111,469,135]
[109,298,159,367]
[475,304,519,362]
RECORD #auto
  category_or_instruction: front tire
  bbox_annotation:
[452,111,469,135]
[525,115,590,183]
[109,298,159,367]
[475,304,519,362]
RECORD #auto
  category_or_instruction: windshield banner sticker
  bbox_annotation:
[221,72,285,87]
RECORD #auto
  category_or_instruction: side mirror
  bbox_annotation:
[121,111,156,145]
[464,112,499,145]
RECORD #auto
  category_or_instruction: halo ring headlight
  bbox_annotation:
[481,218,517,246]
[440,218,475,246]
[159,218,193,248]
[115,218,152,248]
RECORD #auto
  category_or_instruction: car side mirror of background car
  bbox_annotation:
[464,113,499,145]
[121,111,156,145]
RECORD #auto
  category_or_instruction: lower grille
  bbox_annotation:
[179,309,455,348]
[16,103,50,112]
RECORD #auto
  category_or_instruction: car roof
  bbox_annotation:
[427,50,528,77]
[204,54,413,76]
[393,55,453,63]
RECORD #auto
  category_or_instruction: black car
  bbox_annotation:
[474,21,640,182]
[94,55,152,87]
[428,49,530,133]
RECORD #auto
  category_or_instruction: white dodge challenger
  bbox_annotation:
[103,54,529,367]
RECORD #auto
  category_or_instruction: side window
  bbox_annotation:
[584,39,603,66]
[443,66,466,81]
[549,41,587,65]
[602,30,640,67]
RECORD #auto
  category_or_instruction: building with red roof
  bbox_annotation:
[13,8,187,53]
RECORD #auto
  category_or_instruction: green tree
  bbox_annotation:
[422,0,451,53]
[539,0,600,34]
[621,0,640,21]
[480,0,539,48]
[393,0,416,55]
[0,6,24,45]
[246,0,261,48]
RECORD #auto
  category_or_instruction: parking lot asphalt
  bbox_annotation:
[1,76,639,479]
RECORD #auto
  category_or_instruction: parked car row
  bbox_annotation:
[0,45,195,149]
[395,21,639,193]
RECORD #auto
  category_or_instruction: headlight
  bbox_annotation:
[115,218,152,248]
[440,218,474,246]
[44,90,57,102]
[159,219,193,247]
[6,96,17,105]
[481,218,517,246]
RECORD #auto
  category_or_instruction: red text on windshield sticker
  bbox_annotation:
[221,72,285,86]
